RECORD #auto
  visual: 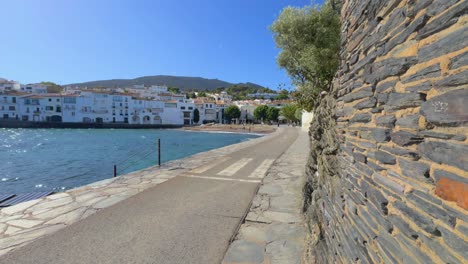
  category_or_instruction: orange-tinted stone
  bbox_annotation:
[435,177,468,210]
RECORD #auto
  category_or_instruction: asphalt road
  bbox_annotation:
[0,127,299,264]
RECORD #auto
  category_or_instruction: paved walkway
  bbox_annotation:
[0,127,299,264]
[223,130,309,264]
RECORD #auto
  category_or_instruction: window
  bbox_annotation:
[8,106,15,111]
[64,97,76,104]
[12,97,16,103]
[181,106,186,110]
[188,107,193,110]
[49,98,52,102]
[57,99,60,102]
[71,112,75,116]
[45,106,53,111]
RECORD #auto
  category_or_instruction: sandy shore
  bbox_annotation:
[183,124,277,134]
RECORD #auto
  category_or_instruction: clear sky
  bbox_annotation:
[1,0,323,89]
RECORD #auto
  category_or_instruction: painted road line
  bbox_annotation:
[181,175,261,183]
[191,157,230,174]
[217,158,253,177]
[248,159,275,178]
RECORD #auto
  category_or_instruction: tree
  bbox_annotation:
[281,104,299,122]
[198,91,207,97]
[168,87,180,94]
[41,82,63,93]
[254,105,269,121]
[271,1,341,111]
[266,107,280,121]
[193,108,200,123]
[224,105,241,121]
[294,108,302,122]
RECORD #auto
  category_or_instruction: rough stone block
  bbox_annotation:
[395,114,419,129]
[385,92,425,112]
[417,92,463,132]
[418,27,467,62]
[405,81,433,93]
[370,128,391,142]
[353,152,367,164]
[419,130,467,141]
[354,98,377,109]
[375,150,396,164]
[376,93,389,105]
[343,86,375,103]
[435,175,468,210]
[392,201,439,235]
[363,57,417,84]
[390,131,424,146]
[350,113,372,123]
[419,234,461,263]
[380,145,419,160]
[418,0,467,39]
[398,158,432,183]
[418,141,468,171]
[376,80,397,93]
[388,215,418,240]
[376,115,396,128]
[437,225,468,260]
[450,51,468,70]
[406,192,455,227]
[372,172,405,194]
[434,71,468,90]
[402,63,441,84]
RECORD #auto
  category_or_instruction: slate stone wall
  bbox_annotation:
[304,1,468,263]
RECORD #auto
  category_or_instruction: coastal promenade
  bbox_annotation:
[0,127,300,263]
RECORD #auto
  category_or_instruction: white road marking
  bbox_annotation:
[182,175,261,183]
[191,157,229,174]
[217,158,253,177]
[248,159,275,178]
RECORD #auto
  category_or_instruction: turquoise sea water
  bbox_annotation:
[0,129,259,194]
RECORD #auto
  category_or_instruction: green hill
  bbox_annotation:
[67,75,266,91]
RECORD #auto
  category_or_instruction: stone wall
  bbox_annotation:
[304,0,468,263]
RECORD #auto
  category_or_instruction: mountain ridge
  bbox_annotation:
[67,75,266,91]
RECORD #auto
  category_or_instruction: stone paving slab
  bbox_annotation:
[0,129,280,257]
[223,130,309,264]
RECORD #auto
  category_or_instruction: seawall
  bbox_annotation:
[303,0,467,263]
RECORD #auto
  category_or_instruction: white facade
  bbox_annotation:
[20,84,48,94]
[0,79,21,93]
[0,84,229,125]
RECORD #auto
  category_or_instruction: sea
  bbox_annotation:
[0,128,259,194]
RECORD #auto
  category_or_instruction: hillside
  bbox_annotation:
[67,75,265,91]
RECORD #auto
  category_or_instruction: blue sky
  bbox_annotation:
[1,0,323,89]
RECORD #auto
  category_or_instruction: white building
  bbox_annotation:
[20,84,48,94]
[0,79,21,93]
[0,84,225,125]
[0,92,25,120]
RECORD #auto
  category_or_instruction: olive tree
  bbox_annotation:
[224,105,241,122]
[271,1,341,111]
[254,105,269,121]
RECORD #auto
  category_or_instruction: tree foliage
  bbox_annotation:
[224,105,241,121]
[213,85,277,101]
[266,107,280,121]
[254,105,269,121]
[271,1,341,111]
[281,104,300,122]
[168,87,180,94]
[41,82,63,93]
[193,108,200,123]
